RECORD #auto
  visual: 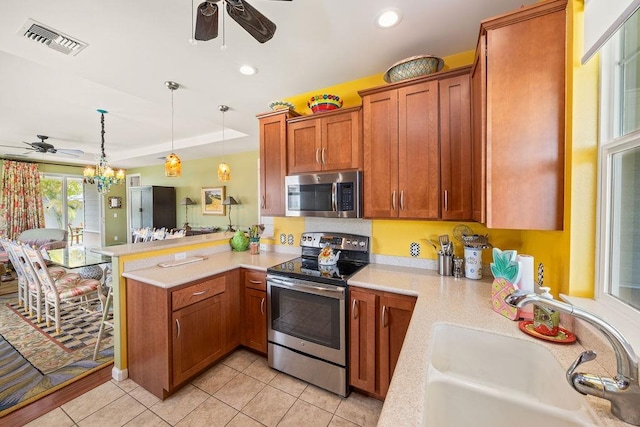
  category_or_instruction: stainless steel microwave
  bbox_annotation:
[285,171,362,218]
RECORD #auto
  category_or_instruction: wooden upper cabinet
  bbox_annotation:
[439,74,472,220]
[257,110,299,216]
[362,90,399,218]
[287,107,362,174]
[398,81,440,219]
[473,0,567,230]
[361,67,472,220]
[471,36,487,224]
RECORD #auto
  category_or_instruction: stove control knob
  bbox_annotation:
[346,240,351,246]
[359,241,366,247]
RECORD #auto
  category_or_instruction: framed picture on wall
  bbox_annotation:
[201,186,226,215]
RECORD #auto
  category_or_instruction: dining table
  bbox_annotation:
[46,246,112,282]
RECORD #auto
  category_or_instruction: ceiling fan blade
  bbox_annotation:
[226,0,276,44]
[195,1,219,41]
[56,149,84,157]
[0,144,26,151]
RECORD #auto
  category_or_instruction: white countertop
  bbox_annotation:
[121,251,295,288]
[93,232,238,257]
[348,263,624,427]
[120,251,625,426]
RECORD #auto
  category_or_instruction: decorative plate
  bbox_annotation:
[268,100,295,111]
[518,321,577,344]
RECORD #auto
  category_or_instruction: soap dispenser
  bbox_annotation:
[533,287,559,336]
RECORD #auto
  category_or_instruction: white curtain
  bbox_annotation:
[583,0,640,63]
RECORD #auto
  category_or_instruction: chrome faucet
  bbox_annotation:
[505,292,640,426]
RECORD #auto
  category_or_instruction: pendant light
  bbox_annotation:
[83,109,125,194]
[217,104,230,182]
[165,81,182,177]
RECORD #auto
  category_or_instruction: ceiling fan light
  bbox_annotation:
[239,64,257,75]
[165,153,182,177]
[376,9,401,28]
[218,162,230,182]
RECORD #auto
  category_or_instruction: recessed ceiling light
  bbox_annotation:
[376,9,402,28]
[239,65,257,75]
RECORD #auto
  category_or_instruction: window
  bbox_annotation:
[598,8,640,313]
[40,174,89,230]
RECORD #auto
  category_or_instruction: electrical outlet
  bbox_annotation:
[175,252,187,260]
[114,236,118,241]
[259,243,267,251]
[113,213,118,218]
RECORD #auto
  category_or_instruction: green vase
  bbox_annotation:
[230,230,249,251]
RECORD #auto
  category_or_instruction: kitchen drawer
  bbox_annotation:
[244,270,266,291]
[172,276,226,311]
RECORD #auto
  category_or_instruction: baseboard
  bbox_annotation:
[112,366,128,381]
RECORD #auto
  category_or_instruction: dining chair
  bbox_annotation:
[68,223,83,245]
[1,238,27,309]
[151,227,166,241]
[93,265,113,360]
[9,241,68,321]
[21,244,101,334]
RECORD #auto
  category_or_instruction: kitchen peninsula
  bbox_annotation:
[92,233,296,387]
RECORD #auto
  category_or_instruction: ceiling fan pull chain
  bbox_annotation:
[221,2,227,50]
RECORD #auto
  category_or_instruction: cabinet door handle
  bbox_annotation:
[315,148,320,164]
[400,191,405,210]
[321,148,326,164]
[192,289,209,296]
[260,297,265,315]
[249,279,262,285]
[262,195,266,209]
[351,298,358,319]
[392,191,396,210]
[381,305,387,327]
[444,190,449,211]
[175,318,181,338]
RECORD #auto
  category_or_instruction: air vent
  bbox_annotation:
[18,19,87,56]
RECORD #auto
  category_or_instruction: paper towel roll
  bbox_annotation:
[516,254,535,320]
[516,254,535,293]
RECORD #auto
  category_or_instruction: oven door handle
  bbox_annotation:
[268,276,345,298]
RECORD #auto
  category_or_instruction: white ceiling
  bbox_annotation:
[0,0,537,169]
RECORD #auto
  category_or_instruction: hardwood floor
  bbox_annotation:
[1,363,113,427]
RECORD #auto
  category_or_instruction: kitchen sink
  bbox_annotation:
[423,324,601,427]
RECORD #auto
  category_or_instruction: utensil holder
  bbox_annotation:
[438,253,452,276]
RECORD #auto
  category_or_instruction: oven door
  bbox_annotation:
[267,275,346,366]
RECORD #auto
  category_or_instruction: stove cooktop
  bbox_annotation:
[267,257,368,286]
[267,231,370,286]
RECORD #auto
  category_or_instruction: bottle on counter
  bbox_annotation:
[533,287,559,336]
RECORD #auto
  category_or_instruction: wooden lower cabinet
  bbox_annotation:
[241,269,267,354]
[126,269,240,399]
[349,287,416,399]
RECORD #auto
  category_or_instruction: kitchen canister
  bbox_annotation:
[464,247,483,279]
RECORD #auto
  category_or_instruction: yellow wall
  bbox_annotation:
[126,151,260,232]
[267,9,599,299]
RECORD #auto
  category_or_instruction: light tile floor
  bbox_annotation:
[26,349,383,427]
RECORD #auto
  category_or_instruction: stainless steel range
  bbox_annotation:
[266,232,370,397]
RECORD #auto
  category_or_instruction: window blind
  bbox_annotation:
[583,0,640,63]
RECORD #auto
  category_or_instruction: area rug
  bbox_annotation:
[0,298,113,374]
[0,333,114,417]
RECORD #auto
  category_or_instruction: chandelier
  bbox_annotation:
[217,104,230,182]
[165,81,182,177]
[83,109,125,194]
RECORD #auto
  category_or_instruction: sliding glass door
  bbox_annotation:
[40,174,101,246]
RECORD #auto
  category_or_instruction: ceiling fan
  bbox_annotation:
[0,135,84,158]
[195,0,290,44]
